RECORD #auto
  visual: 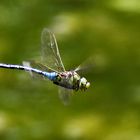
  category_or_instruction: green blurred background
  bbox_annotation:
[0,0,140,140]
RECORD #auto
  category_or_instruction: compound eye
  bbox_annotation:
[80,77,87,85]
[86,82,90,89]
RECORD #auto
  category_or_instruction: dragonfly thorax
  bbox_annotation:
[53,71,79,90]
[53,71,90,91]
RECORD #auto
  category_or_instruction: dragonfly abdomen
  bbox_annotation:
[43,72,57,81]
[0,63,57,81]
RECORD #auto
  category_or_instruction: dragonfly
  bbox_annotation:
[0,28,90,104]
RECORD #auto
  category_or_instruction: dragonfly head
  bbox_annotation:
[79,77,90,91]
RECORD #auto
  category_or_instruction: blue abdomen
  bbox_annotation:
[43,72,57,81]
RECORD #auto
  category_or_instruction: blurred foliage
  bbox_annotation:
[0,0,140,140]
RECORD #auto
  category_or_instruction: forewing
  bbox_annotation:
[41,28,65,72]
[74,57,95,74]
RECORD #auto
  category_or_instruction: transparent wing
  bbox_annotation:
[23,61,55,80]
[41,28,65,72]
[58,87,73,105]
[23,61,44,79]
[74,57,95,74]
[25,61,55,72]
[41,29,71,104]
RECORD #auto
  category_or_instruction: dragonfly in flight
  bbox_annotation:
[0,28,90,103]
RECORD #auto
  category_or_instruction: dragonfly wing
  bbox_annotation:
[58,87,73,105]
[23,61,55,80]
[26,61,55,72]
[41,28,65,72]
[41,29,73,104]
[23,61,34,77]
[74,57,95,74]
[23,61,43,79]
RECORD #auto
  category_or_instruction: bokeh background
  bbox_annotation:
[0,0,140,140]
